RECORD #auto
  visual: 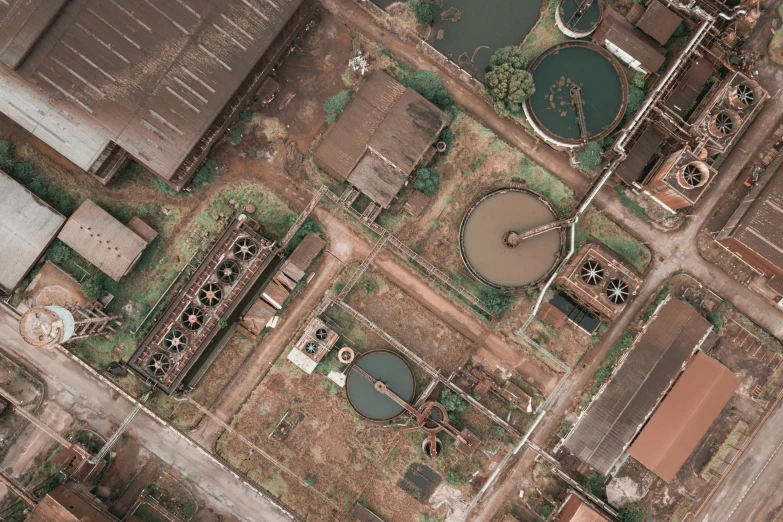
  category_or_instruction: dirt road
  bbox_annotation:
[0,303,296,522]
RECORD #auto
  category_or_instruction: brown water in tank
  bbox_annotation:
[462,191,560,287]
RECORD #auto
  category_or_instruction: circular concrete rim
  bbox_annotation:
[524,41,629,147]
[345,350,416,422]
[459,187,566,290]
[555,0,603,38]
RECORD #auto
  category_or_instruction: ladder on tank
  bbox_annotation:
[570,86,589,144]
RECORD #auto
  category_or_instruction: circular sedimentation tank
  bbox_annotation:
[345,350,415,421]
[556,0,602,38]
[459,188,564,289]
[524,42,628,147]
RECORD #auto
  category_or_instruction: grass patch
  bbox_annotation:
[701,421,748,480]
[575,209,651,272]
[516,157,575,215]
[614,184,651,223]
[641,283,671,321]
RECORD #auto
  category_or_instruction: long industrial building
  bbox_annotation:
[0,0,313,190]
[564,298,714,476]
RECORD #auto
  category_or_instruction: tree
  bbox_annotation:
[578,141,603,172]
[413,167,440,197]
[485,46,535,115]
[407,0,434,25]
[323,89,354,124]
[444,470,462,487]
[440,389,469,414]
[81,273,106,302]
[618,503,645,522]
[626,86,645,117]
[401,71,454,110]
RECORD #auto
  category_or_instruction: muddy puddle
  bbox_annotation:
[461,190,561,288]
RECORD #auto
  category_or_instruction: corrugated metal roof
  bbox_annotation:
[557,494,609,522]
[0,169,65,293]
[663,59,715,118]
[594,8,665,73]
[287,232,325,273]
[57,200,148,282]
[314,70,444,207]
[615,126,665,185]
[635,0,682,45]
[629,351,738,482]
[0,0,304,180]
[564,299,712,475]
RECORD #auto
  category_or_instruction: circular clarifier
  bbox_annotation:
[346,350,416,421]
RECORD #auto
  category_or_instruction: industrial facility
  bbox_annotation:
[0,0,315,189]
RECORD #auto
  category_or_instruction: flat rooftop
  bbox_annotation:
[0,0,303,184]
[0,169,65,293]
[564,298,713,475]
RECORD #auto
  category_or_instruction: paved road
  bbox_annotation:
[696,397,783,522]
[0,303,295,522]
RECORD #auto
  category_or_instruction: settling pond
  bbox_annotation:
[373,0,543,77]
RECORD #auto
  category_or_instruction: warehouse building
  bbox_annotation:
[0,0,314,190]
[564,298,714,475]
[0,169,65,294]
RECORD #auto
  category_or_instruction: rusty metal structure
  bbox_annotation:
[129,216,278,393]
[19,305,118,349]
[286,318,339,374]
[0,0,315,190]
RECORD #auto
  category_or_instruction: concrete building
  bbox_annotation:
[57,200,153,282]
[0,169,65,294]
[564,298,714,475]
[0,0,314,190]
[314,70,447,211]
[645,147,717,210]
[629,351,738,482]
[717,162,783,299]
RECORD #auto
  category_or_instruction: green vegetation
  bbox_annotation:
[324,89,354,124]
[619,503,645,522]
[183,503,197,517]
[444,469,463,487]
[485,46,535,115]
[491,425,506,439]
[516,157,575,214]
[480,287,511,316]
[190,159,218,190]
[401,70,455,111]
[538,502,555,518]
[0,140,78,215]
[575,210,651,272]
[579,472,607,500]
[559,420,573,438]
[642,283,671,321]
[771,4,783,66]
[439,127,455,149]
[413,167,440,196]
[407,0,434,25]
[707,311,723,331]
[80,272,115,302]
[701,421,748,480]
[591,332,636,394]
[441,389,470,415]
[578,142,603,172]
[626,86,645,117]
[305,475,316,486]
[614,184,651,222]
[217,318,229,329]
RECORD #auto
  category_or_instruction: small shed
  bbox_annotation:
[404,190,431,217]
[242,298,276,335]
[636,0,682,46]
[281,232,326,282]
[0,170,65,293]
[262,281,290,310]
[57,200,151,281]
[555,493,610,522]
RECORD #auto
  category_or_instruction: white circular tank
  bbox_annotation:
[19,306,76,348]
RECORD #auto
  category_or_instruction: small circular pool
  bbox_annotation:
[525,42,627,146]
[346,350,415,421]
[557,0,602,37]
[460,189,563,288]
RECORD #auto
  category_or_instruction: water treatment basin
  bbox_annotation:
[460,188,563,289]
[525,42,628,147]
[346,350,416,421]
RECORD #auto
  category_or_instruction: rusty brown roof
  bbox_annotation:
[57,200,148,282]
[615,125,665,185]
[27,482,129,522]
[557,494,609,522]
[663,59,715,118]
[0,0,304,181]
[629,351,738,482]
[635,0,682,45]
[0,169,65,293]
[564,299,712,475]
[719,163,783,272]
[594,8,665,73]
[314,70,445,207]
[287,232,325,273]
[405,190,431,217]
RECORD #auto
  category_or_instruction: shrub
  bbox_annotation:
[240,109,254,122]
[81,273,107,302]
[412,167,440,196]
[707,311,723,331]
[485,46,534,115]
[482,290,511,315]
[578,142,603,172]
[190,159,217,190]
[631,72,647,90]
[491,425,506,439]
[183,503,197,517]
[305,475,316,486]
[407,0,434,25]
[580,472,607,500]
[401,71,454,110]
[626,86,645,117]
[619,503,645,522]
[46,241,78,266]
[441,389,469,414]
[559,420,573,438]
[539,503,555,518]
[324,89,354,124]
[444,469,462,487]
[594,366,612,384]
[217,318,229,329]
[438,127,455,149]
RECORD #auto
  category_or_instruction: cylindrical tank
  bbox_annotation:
[19,306,75,348]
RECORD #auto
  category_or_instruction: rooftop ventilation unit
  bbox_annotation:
[164,330,187,353]
[305,342,318,355]
[198,283,223,307]
[677,161,710,189]
[181,306,205,330]
[315,328,329,341]
[216,260,242,284]
[581,260,604,286]
[147,353,171,376]
[730,83,755,108]
[233,237,258,260]
[606,279,629,304]
[709,111,740,138]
